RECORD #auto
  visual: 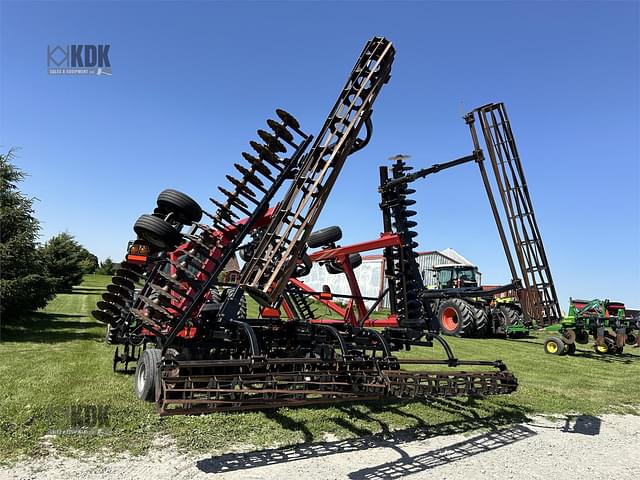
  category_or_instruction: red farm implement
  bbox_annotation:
[92,37,517,416]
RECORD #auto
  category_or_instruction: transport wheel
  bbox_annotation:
[544,337,565,355]
[133,214,182,250]
[437,299,475,336]
[605,337,617,354]
[134,348,162,401]
[307,226,342,248]
[594,342,609,354]
[625,333,637,346]
[156,189,203,224]
[564,342,576,355]
[325,253,363,274]
[292,253,313,278]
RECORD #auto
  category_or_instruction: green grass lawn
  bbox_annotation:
[1,274,638,462]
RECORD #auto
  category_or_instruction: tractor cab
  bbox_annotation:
[433,264,480,290]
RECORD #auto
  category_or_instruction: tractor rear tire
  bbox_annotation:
[470,304,489,335]
[307,226,342,248]
[134,348,162,401]
[325,253,362,275]
[499,305,522,325]
[156,189,203,224]
[134,214,182,250]
[544,337,565,355]
[437,299,475,336]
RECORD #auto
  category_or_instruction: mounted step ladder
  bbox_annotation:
[465,103,562,326]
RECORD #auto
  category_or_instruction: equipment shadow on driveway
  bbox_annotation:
[347,425,536,480]
[196,402,531,475]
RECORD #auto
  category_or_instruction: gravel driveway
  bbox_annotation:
[2,413,638,480]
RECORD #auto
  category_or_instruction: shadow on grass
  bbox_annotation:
[0,312,103,343]
[572,350,640,364]
[196,400,531,475]
[69,288,106,295]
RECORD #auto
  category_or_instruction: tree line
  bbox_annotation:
[1,149,115,320]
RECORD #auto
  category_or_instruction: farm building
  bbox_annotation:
[298,248,479,309]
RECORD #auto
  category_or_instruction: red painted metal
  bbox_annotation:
[287,233,407,328]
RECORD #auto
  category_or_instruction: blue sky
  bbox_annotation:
[0,1,638,307]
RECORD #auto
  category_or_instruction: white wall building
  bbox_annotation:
[298,248,477,309]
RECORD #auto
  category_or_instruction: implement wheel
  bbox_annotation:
[156,189,202,224]
[134,348,162,401]
[308,226,342,248]
[134,214,182,250]
[544,337,565,355]
[564,342,576,355]
[325,253,363,274]
[626,333,637,346]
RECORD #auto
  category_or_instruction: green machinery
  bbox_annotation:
[543,298,640,355]
[430,264,528,337]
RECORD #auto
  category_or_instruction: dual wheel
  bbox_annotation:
[544,337,576,356]
[134,189,203,250]
[306,226,363,275]
[593,337,624,355]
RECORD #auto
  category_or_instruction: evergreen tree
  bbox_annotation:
[40,232,86,292]
[96,257,115,275]
[78,248,99,274]
[0,149,56,318]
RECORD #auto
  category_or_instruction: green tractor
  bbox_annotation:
[543,298,638,355]
[429,264,528,338]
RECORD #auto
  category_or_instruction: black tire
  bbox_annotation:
[156,189,203,224]
[565,342,576,355]
[292,253,312,278]
[134,214,182,250]
[575,330,589,344]
[498,304,522,325]
[220,288,247,319]
[238,246,252,262]
[134,348,162,401]
[325,253,362,275]
[437,298,475,336]
[544,337,566,355]
[469,304,489,334]
[307,226,342,248]
[625,333,637,346]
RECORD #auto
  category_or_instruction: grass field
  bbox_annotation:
[1,274,638,462]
